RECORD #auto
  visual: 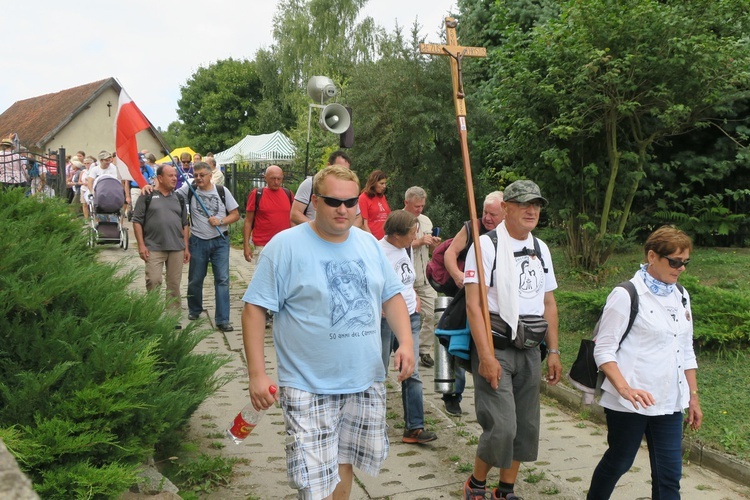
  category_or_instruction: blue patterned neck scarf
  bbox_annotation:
[640,263,674,297]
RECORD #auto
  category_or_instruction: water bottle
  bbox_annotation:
[226,385,277,444]
[434,341,456,394]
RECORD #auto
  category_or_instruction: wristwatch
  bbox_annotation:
[547,349,560,355]
[219,217,224,225]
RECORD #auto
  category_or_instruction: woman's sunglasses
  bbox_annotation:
[660,254,690,269]
[317,195,359,208]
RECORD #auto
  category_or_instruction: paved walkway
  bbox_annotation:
[99,224,750,499]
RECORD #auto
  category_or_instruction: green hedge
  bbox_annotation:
[0,189,230,498]
[556,273,750,348]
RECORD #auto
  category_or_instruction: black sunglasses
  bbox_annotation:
[660,254,690,269]
[316,194,359,208]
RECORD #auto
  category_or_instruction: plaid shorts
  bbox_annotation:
[280,383,389,499]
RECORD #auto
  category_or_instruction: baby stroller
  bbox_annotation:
[87,174,129,249]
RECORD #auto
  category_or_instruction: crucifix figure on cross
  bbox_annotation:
[420,17,493,348]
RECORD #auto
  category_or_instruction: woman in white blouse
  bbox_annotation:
[587,226,703,500]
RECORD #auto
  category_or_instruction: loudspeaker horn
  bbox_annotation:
[307,76,337,103]
[319,103,351,134]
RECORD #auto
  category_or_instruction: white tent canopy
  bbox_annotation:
[215,130,296,166]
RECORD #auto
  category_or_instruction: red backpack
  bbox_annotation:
[426,237,458,296]
[427,221,477,297]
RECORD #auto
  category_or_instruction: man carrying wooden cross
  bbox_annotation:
[421,19,563,500]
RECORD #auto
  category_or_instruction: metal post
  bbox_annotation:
[57,147,66,198]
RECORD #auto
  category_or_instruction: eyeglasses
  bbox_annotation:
[316,194,359,208]
[194,173,211,179]
[660,254,690,269]
[507,200,543,210]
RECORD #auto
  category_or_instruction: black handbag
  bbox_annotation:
[569,339,599,389]
[568,281,640,390]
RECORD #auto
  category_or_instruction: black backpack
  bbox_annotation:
[568,280,686,391]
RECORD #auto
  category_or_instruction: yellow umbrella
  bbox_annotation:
[156,147,197,164]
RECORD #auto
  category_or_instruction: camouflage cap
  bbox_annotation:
[503,180,548,207]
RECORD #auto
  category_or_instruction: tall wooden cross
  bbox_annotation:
[420,18,493,349]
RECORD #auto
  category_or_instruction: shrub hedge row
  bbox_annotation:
[0,189,230,498]
[556,273,750,348]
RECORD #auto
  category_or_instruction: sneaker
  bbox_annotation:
[444,397,463,416]
[188,313,200,321]
[217,323,234,332]
[420,353,435,368]
[501,493,522,500]
[402,428,437,444]
[463,477,497,499]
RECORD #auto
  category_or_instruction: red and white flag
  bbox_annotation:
[114,90,150,188]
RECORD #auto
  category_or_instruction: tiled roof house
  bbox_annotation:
[0,78,166,156]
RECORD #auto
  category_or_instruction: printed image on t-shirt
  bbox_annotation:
[398,257,414,286]
[516,255,545,299]
[325,259,374,328]
[196,191,222,217]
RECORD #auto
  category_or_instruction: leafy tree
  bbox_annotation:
[481,0,750,270]
[160,120,191,151]
[345,24,483,233]
[271,0,381,87]
[177,58,263,153]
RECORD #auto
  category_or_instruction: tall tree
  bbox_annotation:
[482,0,750,270]
[176,58,263,153]
[345,24,487,234]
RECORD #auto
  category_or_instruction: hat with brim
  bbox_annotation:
[503,180,548,207]
[0,139,12,147]
[71,159,84,169]
[98,150,112,160]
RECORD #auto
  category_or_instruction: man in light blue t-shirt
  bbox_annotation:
[242,165,414,500]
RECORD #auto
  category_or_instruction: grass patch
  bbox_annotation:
[552,245,750,459]
[457,462,474,473]
[173,453,239,495]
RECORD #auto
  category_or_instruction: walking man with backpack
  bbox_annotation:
[463,180,562,500]
[428,191,505,415]
[132,165,190,328]
[242,165,293,263]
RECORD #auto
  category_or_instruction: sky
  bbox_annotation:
[2,0,456,132]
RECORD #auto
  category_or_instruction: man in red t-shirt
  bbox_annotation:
[243,165,294,263]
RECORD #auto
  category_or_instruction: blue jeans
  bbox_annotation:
[187,234,230,325]
[587,409,683,500]
[381,312,424,431]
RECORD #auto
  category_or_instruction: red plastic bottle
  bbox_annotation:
[226,385,277,444]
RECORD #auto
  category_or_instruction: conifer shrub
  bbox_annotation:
[0,190,230,497]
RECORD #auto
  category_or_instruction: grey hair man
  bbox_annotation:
[206,156,224,186]
[463,180,561,499]
[403,186,441,368]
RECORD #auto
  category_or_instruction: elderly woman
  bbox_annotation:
[587,225,702,500]
[379,210,437,445]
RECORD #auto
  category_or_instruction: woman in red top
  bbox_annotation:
[358,170,391,240]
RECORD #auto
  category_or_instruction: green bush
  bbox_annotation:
[556,273,750,349]
[0,189,230,498]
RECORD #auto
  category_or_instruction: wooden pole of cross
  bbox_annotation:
[420,17,493,349]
